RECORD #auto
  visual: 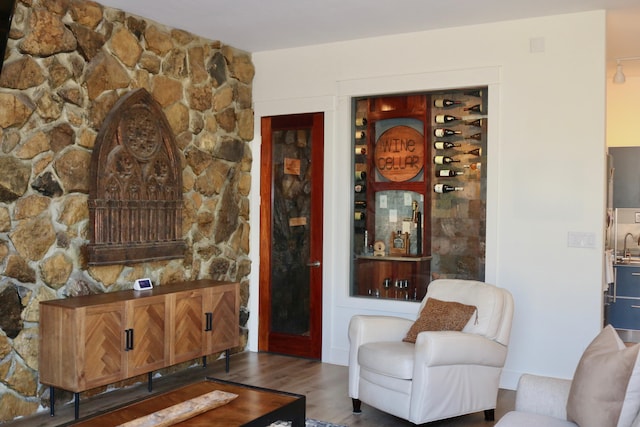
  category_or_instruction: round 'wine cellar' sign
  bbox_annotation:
[374,125,424,182]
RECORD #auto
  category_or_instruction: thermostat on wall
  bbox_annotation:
[134,278,153,291]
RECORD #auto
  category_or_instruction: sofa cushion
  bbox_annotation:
[358,341,415,379]
[566,325,640,427]
[403,297,476,343]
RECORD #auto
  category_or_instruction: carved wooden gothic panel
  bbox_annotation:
[87,88,185,265]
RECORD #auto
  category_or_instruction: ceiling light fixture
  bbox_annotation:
[613,56,640,84]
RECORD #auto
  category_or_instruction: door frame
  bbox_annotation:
[258,112,324,359]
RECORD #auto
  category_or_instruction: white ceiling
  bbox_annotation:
[98,0,640,78]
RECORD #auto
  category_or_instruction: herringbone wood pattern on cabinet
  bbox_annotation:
[84,309,125,387]
[211,290,237,349]
[174,292,206,363]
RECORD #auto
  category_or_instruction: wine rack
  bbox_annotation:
[351,88,488,299]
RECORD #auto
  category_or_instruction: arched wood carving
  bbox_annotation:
[87,88,185,265]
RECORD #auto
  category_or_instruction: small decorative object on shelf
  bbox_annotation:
[434,141,461,150]
[434,128,461,137]
[434,184,464,193]
[390,230,409,255]
[433,98,462,108]
[434,155,460,164]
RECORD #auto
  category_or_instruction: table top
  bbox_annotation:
[65,378,305,427]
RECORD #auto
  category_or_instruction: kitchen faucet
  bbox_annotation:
[624,232,634,258]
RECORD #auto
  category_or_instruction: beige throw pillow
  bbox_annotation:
[403,297,477,343]
[566,325,640,427]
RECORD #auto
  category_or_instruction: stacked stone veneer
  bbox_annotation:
[0,0,254,421]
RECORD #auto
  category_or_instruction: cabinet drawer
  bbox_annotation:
[615,267,640,297]
[607,297,640,330]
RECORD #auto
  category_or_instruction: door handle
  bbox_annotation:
[307,261,321,267]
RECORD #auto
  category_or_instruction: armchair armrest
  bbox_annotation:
[514,374,572,420]
[348,315,413,398]
[414,331,508,368]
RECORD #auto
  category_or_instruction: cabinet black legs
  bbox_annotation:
[352,398,362,413]
[49,386,55,416]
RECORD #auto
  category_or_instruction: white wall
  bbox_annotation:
[248,10,607,389]
[608,75,640,147]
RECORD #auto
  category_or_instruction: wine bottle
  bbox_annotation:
[355,170,366,180]
[434,128,461,137]
[355,117,367,127]
[468,132,482,141]
[435,169,463,177]
[355,130,366,139]
[433,98,461,108]
[465,118,484,128]
[355,145,367,155]
[464,162,482,171]
[354,184,366,192]
[434,141,461,150]
[435,114,460,124]
[464,89,484,98]
[464,104,484,114]
[433,155,460,165]
[355,200,367,208]
[354,211,366,221]
[466,148,482,156]
[434,184,464,193]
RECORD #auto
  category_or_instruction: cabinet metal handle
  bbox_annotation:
[205,312,213,331]
[307,261,321,267]
[632,305,640,309]
[632,273,640,276]
[125,329,134,351]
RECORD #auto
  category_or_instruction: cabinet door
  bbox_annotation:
[171,289,206,364]
[126,295,168,376]
[205,284,239,354]
[608,297,640,330]
[615,267,640,297]
[81,303,127,390]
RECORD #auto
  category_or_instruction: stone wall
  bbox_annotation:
[0,0,254,421]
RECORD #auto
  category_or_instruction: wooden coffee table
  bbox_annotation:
[64,377,306,427]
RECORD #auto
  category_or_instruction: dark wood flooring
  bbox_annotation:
[7,352,515,426]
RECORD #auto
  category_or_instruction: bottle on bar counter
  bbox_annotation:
[434,141,461,150]
[434,128,461,137]
[434,184,464,193]
[435,169,463,177]
[433,98,462,108]
[435,114,460,124]
[434,155,460,165]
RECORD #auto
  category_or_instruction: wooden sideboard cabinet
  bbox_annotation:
[39,279,239,418]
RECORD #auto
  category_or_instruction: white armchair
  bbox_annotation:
[348,279,514,424]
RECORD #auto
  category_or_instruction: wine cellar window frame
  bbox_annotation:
[350,88,488,301]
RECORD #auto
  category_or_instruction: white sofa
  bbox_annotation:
[497,325,640,427]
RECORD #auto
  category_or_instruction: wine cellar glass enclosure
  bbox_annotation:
[351,88,488,300]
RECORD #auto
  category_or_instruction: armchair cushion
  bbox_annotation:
[403,297,477,343]
[566,325,640,427]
